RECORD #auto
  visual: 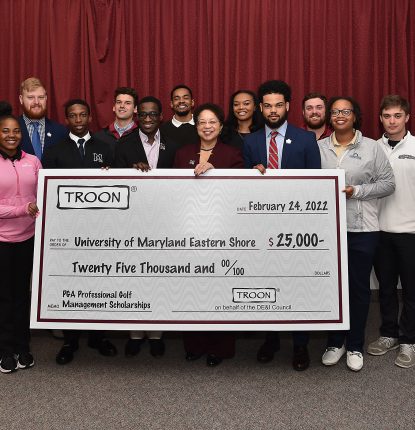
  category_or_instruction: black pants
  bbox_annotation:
[63,330,106,347]
[374,232,415,344]
[264,331,309,348]
[327,232,379,352]
[0,237,34,355]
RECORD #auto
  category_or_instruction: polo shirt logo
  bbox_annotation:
[349,152,361,160]
[93,153,103,163]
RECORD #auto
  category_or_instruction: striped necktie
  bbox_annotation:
[268,131,279,169]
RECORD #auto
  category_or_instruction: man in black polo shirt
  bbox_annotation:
[160,84,199,147]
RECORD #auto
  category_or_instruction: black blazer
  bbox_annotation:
[41,136,113,169]
[114,129,177,168]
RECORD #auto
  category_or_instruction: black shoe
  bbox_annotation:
[0,353,18,373]
[292,345,310,371]
[125,339,144,357]
[206,354,222,367]
[49,329,64,340]
[185,352,203,361]
[257,340,280,363]
[88,338,117,357]
[149,339,165,358]
[56,343,78,365]
[17,352,35,369]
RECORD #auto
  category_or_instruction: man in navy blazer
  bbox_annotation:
[244,80,321,371]
[18,77,67,160]
[244,82,320,170]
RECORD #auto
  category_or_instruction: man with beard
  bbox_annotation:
[18,77,67,160]
[93,87,139,148]
[160,84,199,146]
[244,80,321,371]
[302,92,332,140]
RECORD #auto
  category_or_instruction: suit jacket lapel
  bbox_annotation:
[44,119,53,150]
[18,117,33,154]
[157,135,169,167]
[259,128,267,166]
[281,124,294,169]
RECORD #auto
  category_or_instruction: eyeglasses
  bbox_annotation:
[381,113,405,120]
[197,119,219,127]
[330,109,353,117]
[138,111,160,119]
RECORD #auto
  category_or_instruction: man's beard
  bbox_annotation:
[264,111,288,129]
[22,104,47,120]
[305,116,325,130]
[175,108,191,117]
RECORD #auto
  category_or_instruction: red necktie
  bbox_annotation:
[268,131,279,169]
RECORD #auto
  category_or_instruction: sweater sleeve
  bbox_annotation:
[0,156,40,219]
[0,202,30,219]
[352,144,395,200]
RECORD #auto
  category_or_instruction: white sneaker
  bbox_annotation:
[347,351,363,371]
[395,344,415,368]
[322,346,346,366]
[367,336,399,356]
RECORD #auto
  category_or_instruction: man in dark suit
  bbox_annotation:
[244,80,321,371]
[42,99,117,364]
[114,96,177,170]
[42,99,113,169]
[18,77,67,160]
[114,96,177,358]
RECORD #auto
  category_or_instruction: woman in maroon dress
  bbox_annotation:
[174,103,243,366]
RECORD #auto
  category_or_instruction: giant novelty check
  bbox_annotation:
[30,169,349,331]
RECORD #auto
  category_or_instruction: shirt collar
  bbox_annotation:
[332,131,358,147]
[23,114,45,128]
[114,120,135,135]
[139,129,160,145]
[69,132,91,143]
[382,130,407,142]
[171,115,195,128]
[265,120,288,138]
[0,147,23,160]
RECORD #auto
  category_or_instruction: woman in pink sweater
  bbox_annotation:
[0,114,41,373]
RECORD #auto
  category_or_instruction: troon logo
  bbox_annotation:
[57,185,130,209]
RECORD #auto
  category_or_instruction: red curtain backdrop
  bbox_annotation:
[1,0,414,138]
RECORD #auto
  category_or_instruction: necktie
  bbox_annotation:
[31,122,42,160]
[78,138,85,159]
[268,131,279,169]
